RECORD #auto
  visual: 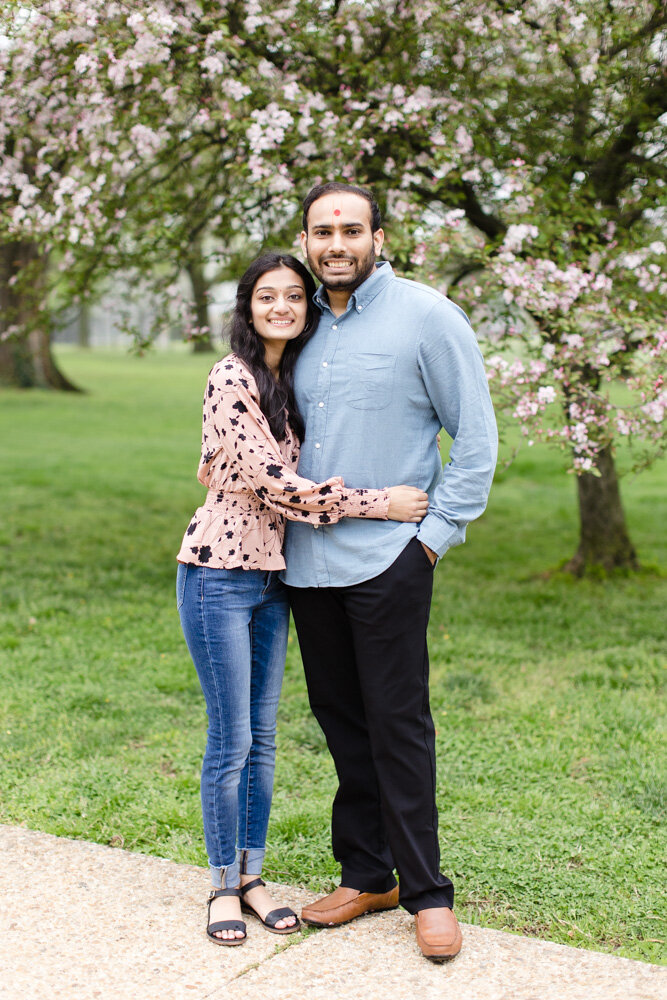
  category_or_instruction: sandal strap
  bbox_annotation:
[239,877,265,895]
[208,919,246,934]
[263,906,298,929]
[208,887,241,901]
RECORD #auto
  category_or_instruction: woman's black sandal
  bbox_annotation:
[206,888,247,946]
[240,877,301,934]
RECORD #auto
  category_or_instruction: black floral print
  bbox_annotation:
[177,355,390,570]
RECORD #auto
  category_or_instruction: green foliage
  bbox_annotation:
[0,349,665,962]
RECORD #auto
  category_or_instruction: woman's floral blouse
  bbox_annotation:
[177,355,390,570]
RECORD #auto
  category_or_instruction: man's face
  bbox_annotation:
[301,192,384,293]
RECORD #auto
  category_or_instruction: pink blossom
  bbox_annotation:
[537,386,557,404]
[454,126,473,155]
[502,224,539,252]
[642,394,666,423]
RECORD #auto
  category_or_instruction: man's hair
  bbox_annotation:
[302,182,382,233]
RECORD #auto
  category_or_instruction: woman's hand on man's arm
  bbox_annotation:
[386,486,429,523]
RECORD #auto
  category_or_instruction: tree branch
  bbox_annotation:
[460,181,507,240]
[492,0,543,32]
[602,2,667,58]
[589,72,667,205]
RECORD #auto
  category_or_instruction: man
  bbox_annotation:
[283,181,497,961]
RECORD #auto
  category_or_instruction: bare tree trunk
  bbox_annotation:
[185,240,215,353]
[77,302,90,348]
[0,241,79,390]
[563,445,639,575]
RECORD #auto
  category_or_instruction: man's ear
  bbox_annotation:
[300,230,308,256]
[373,228,385,256]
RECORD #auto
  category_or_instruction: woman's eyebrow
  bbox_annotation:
[254,284,304,293]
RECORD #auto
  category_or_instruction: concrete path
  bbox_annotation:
[0,824,663,1000]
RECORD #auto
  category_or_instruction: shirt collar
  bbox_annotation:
[313,260,394,315]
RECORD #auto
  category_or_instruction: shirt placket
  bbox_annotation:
[311,306,345,586]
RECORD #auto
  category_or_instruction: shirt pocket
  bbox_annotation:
[347,353,396,410]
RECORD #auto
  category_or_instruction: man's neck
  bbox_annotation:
[326,288,352,318]
[324,264,378,317]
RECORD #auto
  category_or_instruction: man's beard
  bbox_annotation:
[308,246,377,292]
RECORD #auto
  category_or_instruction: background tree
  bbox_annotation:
[233,0,667,573]
[0,3,81,388]
[0,1,264,374]
[1,0,664,572]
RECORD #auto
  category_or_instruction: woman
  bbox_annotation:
[176,252,428,945]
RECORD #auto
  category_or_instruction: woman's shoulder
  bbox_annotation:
[208,354,258,396]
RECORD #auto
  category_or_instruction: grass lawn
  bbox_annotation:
[0,347,665,963]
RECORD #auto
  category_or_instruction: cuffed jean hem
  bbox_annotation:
[209,861,240,889]
[209,847,266,887]
[238,847,265,876]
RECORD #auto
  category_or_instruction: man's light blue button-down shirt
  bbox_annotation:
[282,261,498,588]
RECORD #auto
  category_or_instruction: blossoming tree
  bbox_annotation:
[1,0,664,571]
[387,1,667,574]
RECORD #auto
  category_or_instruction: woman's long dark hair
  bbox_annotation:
[228,251,318,442]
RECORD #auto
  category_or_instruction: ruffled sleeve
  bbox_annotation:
[202,359,390,525]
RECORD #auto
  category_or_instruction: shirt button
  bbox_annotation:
[332,324,338,330]
[357,306,362,312]
[318,401,324,408]
[322,362,328,367]
[315,443,321,449]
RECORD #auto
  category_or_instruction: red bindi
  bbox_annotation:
[333,209,341,216]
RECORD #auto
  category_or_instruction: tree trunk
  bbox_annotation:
[563,445,639,575]
[185,241,215,353]
[77,302,90,348]
[0,241,79,390]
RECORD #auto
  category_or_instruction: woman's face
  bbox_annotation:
[250,267,308,349]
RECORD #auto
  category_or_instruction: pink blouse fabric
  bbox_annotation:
[177,354,390,571]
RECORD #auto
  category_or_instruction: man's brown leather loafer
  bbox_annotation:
[414,906,462,962]
[301,885,399,927]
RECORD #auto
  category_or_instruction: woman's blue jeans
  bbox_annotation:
[177,562,289,889]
